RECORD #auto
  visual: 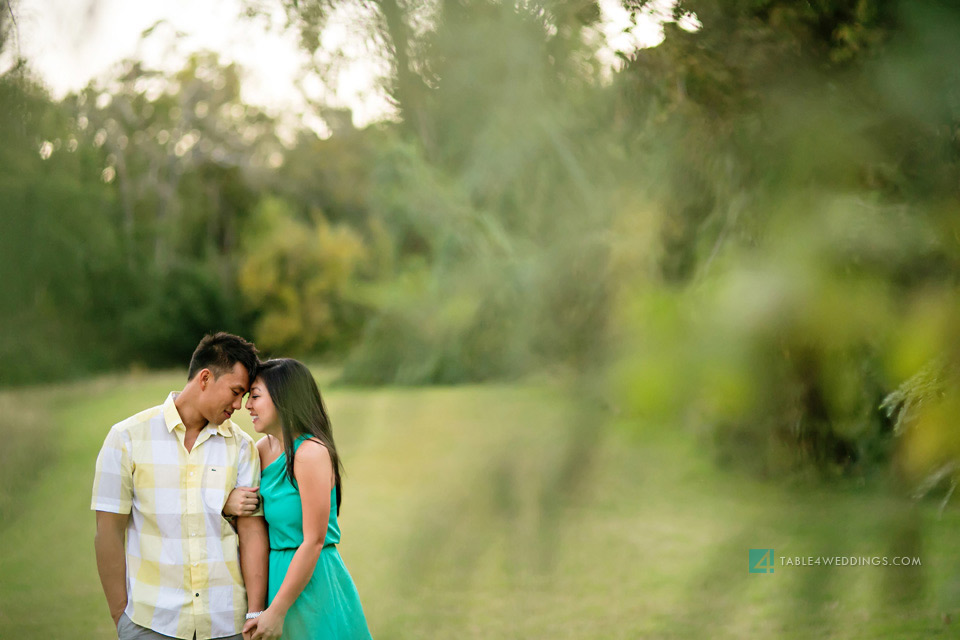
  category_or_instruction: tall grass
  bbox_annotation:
[0,389,56,525]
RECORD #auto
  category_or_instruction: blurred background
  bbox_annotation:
[2,0,960,637]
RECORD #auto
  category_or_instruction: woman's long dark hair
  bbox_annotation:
[257,358,343,514]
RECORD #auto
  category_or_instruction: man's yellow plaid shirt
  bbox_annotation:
[91,392,262,640]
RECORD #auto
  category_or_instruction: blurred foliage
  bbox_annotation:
[0,50,283,382]
[612,0,960,483]
[3,0,960,485]
[238,195,370,354]
[0,70,125,383]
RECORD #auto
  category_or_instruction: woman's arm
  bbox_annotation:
[247,440,332,640]
[237,513,269,616]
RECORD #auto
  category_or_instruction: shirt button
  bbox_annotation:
[191,532,197,537]
[189,471,195,477]
[193,562,199,567]
[195,593,200,597]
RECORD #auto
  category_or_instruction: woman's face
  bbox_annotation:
[245,377,279,434]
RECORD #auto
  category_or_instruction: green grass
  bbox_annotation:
[1,371,959,638]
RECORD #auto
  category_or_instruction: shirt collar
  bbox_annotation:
[162,392,235,437]
[163,392,184,432]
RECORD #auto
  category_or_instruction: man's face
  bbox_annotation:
[199,362,250,426]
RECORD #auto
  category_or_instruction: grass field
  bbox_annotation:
[1,370,959,638]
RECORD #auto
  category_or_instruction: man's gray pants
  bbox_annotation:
[117,613,243,640]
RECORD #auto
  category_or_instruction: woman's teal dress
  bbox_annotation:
[261,435,372,639]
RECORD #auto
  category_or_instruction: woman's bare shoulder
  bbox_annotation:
[257,434,282,467]
[293,438,334,489]
[294,437,330,462]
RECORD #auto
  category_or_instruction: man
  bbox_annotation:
[92,332,269,640]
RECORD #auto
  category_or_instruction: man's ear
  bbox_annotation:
[198,369,211,390]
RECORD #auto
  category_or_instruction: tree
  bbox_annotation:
[613,0,960,477]
[238,196,371,355]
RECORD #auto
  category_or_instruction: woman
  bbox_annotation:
[226,358,372,640]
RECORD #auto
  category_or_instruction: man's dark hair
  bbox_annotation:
[187,332,259,386]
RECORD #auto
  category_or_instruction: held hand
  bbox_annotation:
[250,607,284,640]
[242,617,258,640]
[223,487,260,517]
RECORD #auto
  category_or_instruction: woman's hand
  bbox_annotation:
[223,486,260,517]
[248,607,284,640]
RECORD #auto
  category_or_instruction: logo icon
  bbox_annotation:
[749,549,775,574]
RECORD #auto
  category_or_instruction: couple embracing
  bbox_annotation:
[92,332,372,640]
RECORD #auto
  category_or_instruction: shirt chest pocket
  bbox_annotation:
[201,463,238,512]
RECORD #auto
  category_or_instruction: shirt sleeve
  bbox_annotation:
[236,434,263,517]
[91,426,133,514]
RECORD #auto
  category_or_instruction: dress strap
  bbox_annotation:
[292,433,314,452]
